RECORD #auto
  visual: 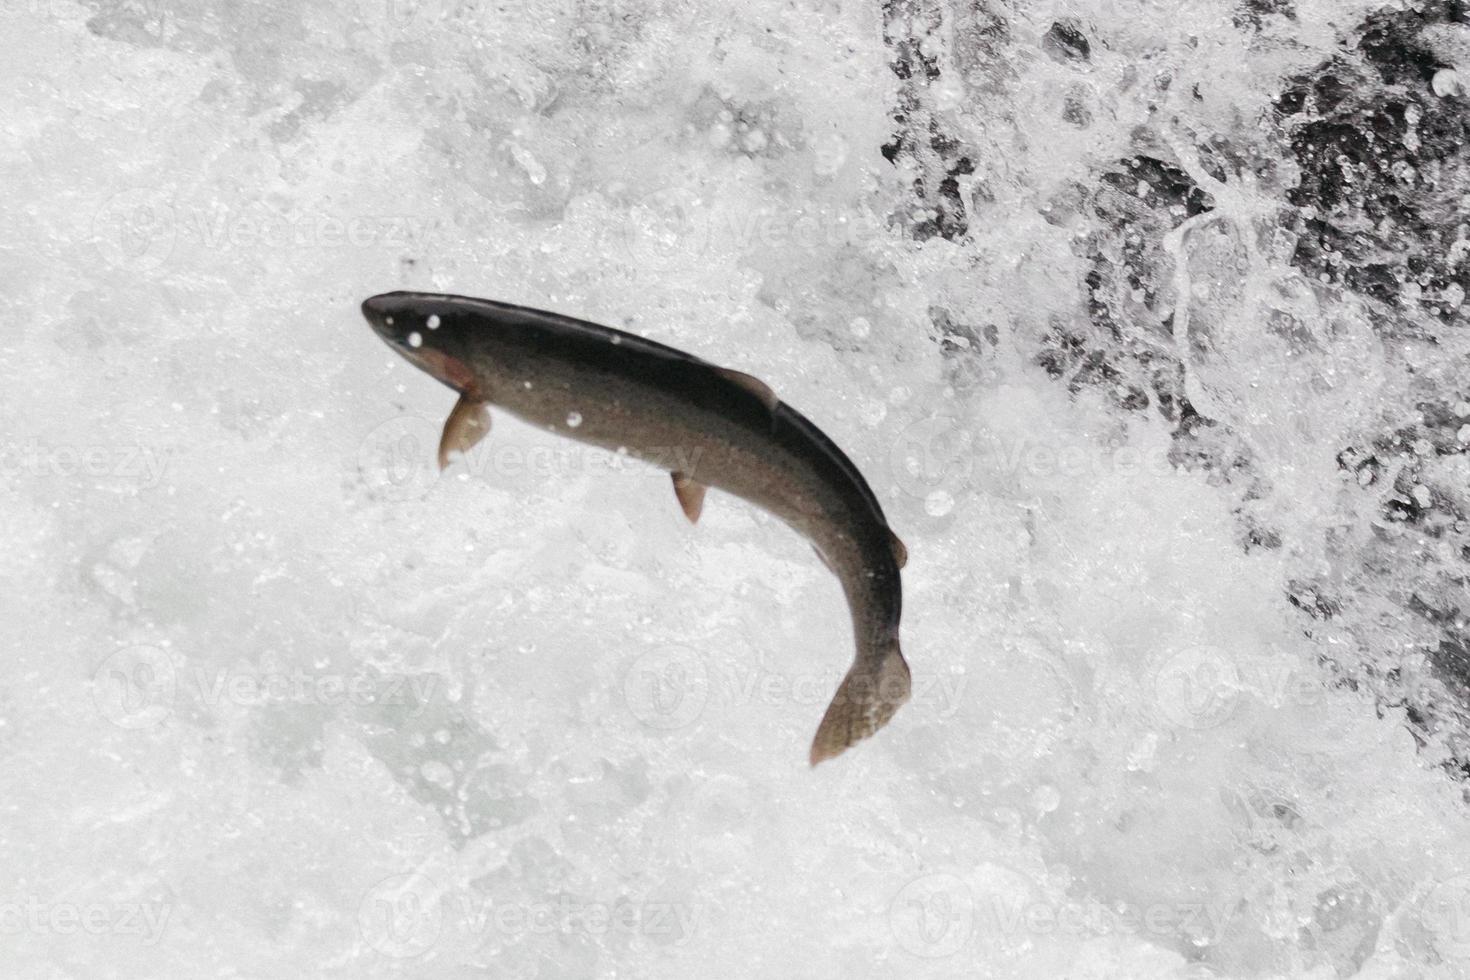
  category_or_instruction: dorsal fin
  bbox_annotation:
[715,367,779,413]
[671,472,706,523]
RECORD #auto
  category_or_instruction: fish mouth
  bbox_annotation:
[361,292,477,392]
[360,293,397,340]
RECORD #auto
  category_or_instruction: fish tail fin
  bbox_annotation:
[809,640,910,766]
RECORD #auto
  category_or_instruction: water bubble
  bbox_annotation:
[426,315,441,330]
[889,873,975,958]
[420,761,454,788]
[567,412,583,428]
[407,332,423,348]
[925,490,955,517]
[850,317,871,339]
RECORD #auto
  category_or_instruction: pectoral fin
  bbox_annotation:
[438,395,490,470]
[672,472,706,523]
[715,367,779,413]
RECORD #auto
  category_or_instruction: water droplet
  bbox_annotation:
[419,761,454,788]
[385,316,394,326]
[427,314,441,329]
[567,412,583,428]
[925,490,955,517]
[407,332,423,348]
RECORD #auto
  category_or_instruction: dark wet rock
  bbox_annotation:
[880,0,1470,778]
[1061,90,1093,128]
[1278,4,1470,324]
[1032,155,1215,419]
[1042,20,1091,63]
[881,0,1008,241]
[1234,0,1296,31]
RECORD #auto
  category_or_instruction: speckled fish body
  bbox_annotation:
[362,291,910,764]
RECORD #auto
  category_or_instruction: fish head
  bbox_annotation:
[361,292,478,392]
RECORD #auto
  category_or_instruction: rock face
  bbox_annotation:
[1282,4,1470,320]
[880,0,1470,777]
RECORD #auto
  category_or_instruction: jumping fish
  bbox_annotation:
[361,291,910,764]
